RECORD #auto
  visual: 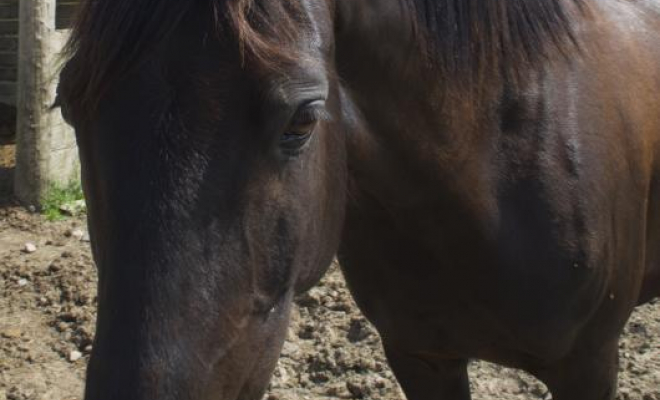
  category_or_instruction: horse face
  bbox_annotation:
[58,1,345,399]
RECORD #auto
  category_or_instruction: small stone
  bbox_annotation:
[1,328,22,339]
[48,263,61,272]
[298,324,316,340]
[281,341,300,357]
[275,365,290,386]
[69,350,83,362]
[59,200,86,216]
[347,318,372,343]
[326,382,350,397]
[347,381,367,398]
[71,229,85,240]
[17,278,28,287]
[297,288,322,308]
[23,242,37,253]
[310,371,330,383]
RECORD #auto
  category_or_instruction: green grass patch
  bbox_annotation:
[41,182,85,221]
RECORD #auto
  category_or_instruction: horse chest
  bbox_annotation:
[338,203,611,364]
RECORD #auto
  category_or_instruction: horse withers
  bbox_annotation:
[58,0,660,399]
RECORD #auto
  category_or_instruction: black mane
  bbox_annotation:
[407,0,585,82]
[61,0,585,111]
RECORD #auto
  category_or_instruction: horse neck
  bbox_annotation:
[336,0,503,207]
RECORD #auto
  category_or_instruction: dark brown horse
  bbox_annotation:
[57,0,660,399]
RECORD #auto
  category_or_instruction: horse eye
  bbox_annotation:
[284,101,327,136]
[279,101,328,153]
[285,120,318,136]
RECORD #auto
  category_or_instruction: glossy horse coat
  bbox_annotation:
[58,0,660,399]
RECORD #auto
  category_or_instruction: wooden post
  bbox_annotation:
[15,0,78,207]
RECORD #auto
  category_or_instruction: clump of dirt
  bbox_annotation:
[1,206,659,400]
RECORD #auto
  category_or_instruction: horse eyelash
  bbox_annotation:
[293,105,332,125]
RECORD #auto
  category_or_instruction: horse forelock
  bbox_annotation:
[60,0,303,114]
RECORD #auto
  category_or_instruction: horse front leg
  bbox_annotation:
[383,345,471,400]
[536,339,620,400]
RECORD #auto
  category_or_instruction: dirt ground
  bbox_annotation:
[0,192,659,399]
